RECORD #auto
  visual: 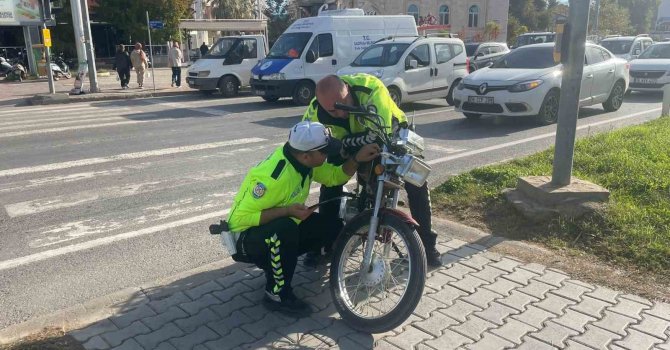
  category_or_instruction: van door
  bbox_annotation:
[400,43,434,100]
[432,42,455,98]
[232,38,260,86]
[303,33,336,84]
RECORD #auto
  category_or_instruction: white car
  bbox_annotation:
[337,36,468,105]
[628,42,670,92]
[453,43,629,124]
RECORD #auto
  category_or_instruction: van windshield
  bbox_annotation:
[206,38,238,58]
[600,39,633,55]
[351,43,411,67]
[267,32,312,59]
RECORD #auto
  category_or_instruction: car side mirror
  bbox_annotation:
[634,49,641,56]
[306,50,317,63]
[476,52,485,58]
[408,59,418,70]
[486,61,494,67]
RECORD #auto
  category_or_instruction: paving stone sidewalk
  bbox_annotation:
[69,237,670,350]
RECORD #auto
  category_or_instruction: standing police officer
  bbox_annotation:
[302,74,442,267]
[226,121,380,316]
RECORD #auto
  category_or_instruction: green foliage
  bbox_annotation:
[591,0,634,36]
[209,0,255,19]
[434,117,670,273]
[264,0,296,44]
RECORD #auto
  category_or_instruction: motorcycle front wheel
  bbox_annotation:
[329,213,426,333]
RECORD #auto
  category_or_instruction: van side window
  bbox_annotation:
[405,44,430,69]
[308,33,334,59]
[449,44,464,57]
[243,39,257,59]
[435,43,454,63]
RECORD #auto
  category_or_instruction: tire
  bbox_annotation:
[200,90,215,96]
[535,89,560,125]
[218,76,239,97]
[262,96,280,102]
[388,86,402,106]
[292,80,315,105]
[330,213,426,334]
[446,80,460,106]
[463,112,481,120]
[603,81,625,112]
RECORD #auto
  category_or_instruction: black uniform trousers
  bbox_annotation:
[241,213,342,296]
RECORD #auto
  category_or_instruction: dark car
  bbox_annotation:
[465,42,510,71]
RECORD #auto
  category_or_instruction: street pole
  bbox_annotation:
[146,11,157,92]
[80,0,99,92]
[551,0,590,186]
[69,0,88,93]
[594,0,601,37]
[39,0,55,94]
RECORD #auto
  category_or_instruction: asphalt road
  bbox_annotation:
[0,91,663,329]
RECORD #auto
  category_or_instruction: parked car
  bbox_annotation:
[628,42,670,92]
[599,35,653,61]
[337,36,468,105]
[512,32,555,48]
[465,42,510,71]
[453,43,629,124]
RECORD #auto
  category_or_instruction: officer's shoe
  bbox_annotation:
[426,247,443,268]
[303,251,322,269]
[263,289,311,317]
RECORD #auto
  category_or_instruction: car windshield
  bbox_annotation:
[491,46,557,69]
[465,44,480,57]
[638,44,670,59]
[351,43,411,67]
[600,40,633,54]
[516,34,554,47]
[267,32,312,59]
[205,38,238,57]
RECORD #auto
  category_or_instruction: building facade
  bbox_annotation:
[295,0,509,42]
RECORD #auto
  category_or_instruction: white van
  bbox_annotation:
[338,36,468,105]
[186,35,267,97]
[250,8,418,105]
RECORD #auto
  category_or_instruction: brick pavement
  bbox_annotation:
[66,235,670,350]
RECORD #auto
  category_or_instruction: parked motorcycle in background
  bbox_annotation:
[0,57,27,82]
[51,53,72,80]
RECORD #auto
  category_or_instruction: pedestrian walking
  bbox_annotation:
[129,43,148,89]
[168,41,184,88]
[199,42,209,57]
[113,45,132,89]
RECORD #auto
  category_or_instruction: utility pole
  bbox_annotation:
[593,0,601,37]
[551,0,591,186]
[40,0,55,94]
[80,0,99,92]
[69,0,88,93]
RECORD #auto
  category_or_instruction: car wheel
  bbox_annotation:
[535,89,560,125]
[200,90,215,96]
[463,112,481,120]
[388,86,402,105]
[446,80,459,106]
[219,76,239,97]
[292,81,315,105]
[262,96,280,102]
[603,81,625,112]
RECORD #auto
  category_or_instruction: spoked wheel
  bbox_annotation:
[330,214,426,333]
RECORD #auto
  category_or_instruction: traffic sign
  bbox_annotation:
[149,21,164,29]
[42,28,52,47]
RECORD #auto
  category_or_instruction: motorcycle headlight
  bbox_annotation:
[396,155,431,187]
[395,128,425,155]
[197,70,210,78]
[508,79,543,92]
[264,73,286,80]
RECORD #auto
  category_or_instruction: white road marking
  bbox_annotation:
[427,108,661,165]
[426,145,467,153]
[0,105,99,116]
[0,137,266,177]
[0,109,134,127]
[0,117,160,138]
[149,99,228,116]
[0,115,137,132]
[0,209,231,271]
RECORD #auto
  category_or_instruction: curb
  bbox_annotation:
[23,90,201,106]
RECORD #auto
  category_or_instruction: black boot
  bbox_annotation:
[425,246,442,268]
[263,288,311,317]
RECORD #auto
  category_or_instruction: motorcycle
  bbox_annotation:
[212,103,430,333]
[50,54,71,79]
[2,58,27,82]
[0,57,11,76]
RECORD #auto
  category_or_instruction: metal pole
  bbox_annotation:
[39,0,55,93]
[594,0,600,37]
[22,26,38,77]
[80,0,99,92]
[146,11,157,92]
[551,0,590,186]
[70,0,87,93]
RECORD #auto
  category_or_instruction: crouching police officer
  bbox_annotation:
[226,121,380,316]
[302,73,442,267]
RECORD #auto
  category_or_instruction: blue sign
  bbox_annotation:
[149,21,164,29]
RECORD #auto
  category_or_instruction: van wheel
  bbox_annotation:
[219,76,239,97]
[463,113,481,120]
[293,81,315,105]
[262,97,280,102]
[446,80,459,106]
[388,86,401,105]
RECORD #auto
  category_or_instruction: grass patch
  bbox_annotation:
[433,117,670,275]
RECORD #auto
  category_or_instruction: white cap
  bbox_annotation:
[288,121,342,155]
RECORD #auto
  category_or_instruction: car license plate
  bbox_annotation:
[468,96,494,104]
[254,89,266,96]
[633,78,656,85]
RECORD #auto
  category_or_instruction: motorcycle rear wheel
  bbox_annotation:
[329,213,426,333]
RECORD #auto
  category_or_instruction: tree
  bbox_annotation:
[484,21,501,41]
[592,0,634,36]
[207,0,255,19]
[507,15,529,46]
[617,0,659,34]
[264,0,296,44]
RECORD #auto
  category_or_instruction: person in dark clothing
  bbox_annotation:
[113,45,132,89]
[200,42,209,57]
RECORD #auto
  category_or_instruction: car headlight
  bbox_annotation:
[457,81,465,90]
[508,79,543,92]
[252,74,259,80]
[197,71,210,78]
[371,69,384,78]
[264,73,286,80]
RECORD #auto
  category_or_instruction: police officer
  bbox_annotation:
[227,121,380,316]
[302,74,442,267]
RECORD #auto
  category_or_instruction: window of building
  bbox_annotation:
[468,5,479,28]
[408,4,419,24]
[439,5,449,25]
